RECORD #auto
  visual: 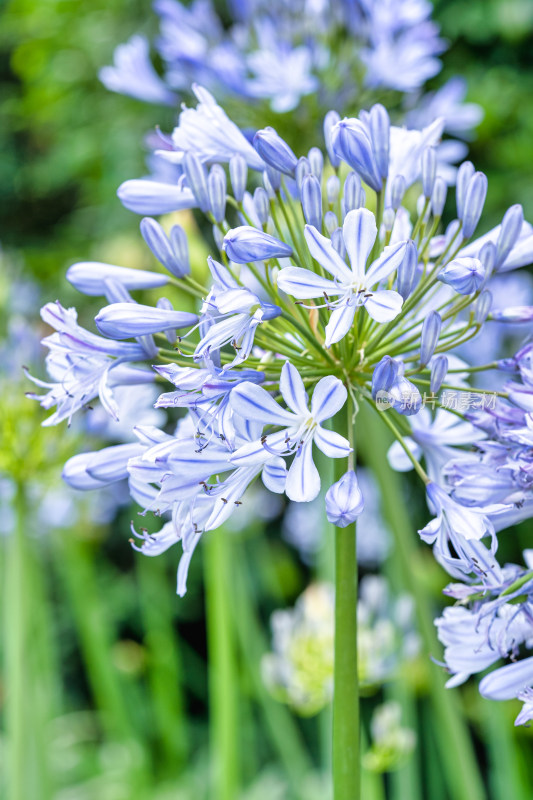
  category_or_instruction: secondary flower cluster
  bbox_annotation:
[101,0,481,142]
[31,90,533,722]
[262,579,419,715]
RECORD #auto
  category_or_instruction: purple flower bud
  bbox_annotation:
[308,147,324,180]
[331,227,346,258]
[140,217,190,278]
[301,174,322,231]
[475,289,492,323]
[331,118,382,193]
[490,306,533,323]
[438,257,485,295]
[327,175,340,204]
[253,187,270,226]
[342,172,364,214]
[372,355,400,399]
[370,104,390,180]
[397,240,418,299]
[382,207,395,232]
[431,177,447,218]
[95,302,197,339]
[63,443,143,490]
[390,175,406,211]
[461,171,488,238]
[324,110,341,168]
[263,166,281,193]
[295,157,311,194]
[67,261,168,296]
[183,152,210,213]
[479,657,533,701]
[229,155,247,203]
[422,147,437,198]
[208,164,227,223]
[222,226,293,263]
[455,161,475,220]
[253,127,298,177]
[324,211,338,235]
[212,225,225,251]
[420,311,441,366]
[496,204,524,269]
[325,470,364,527]
[430,355,448,394]
[479,240,496,286]
[157,297,177,343]
[117,179,196,215]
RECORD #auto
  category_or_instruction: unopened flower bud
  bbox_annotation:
[422,147,437,198]
[372,356,401,400]
[331,228,346,258]
[253,127,298,177]
[327,175,340,205]
[324,110,341,168]
[490,306,533,323]
[253,187,270,226]
[370,104,390,180]
[325,470,364,527]
[324,211,338,235]
[420,311,441,366]
[229,154,247,203]
[496,204,524,269]
[475,289,492,323]
[301,174,322,230]
[461,171,488,238]
[183,151,210,213]
[208,164,227,223]
[95,302,197,339]
[331,118,382,192]
[390,175,406,212]
[382,207,395,232]
[438,257,485,295]
[397,240,418,300]
[67,259,168,296]
[308,147,324,180]
[479,241,496,286]
[430,355,448,394]
[295,157,311,193]
[343,172,364,215]
[456,161,475,220]
[223,226,293,263]
[431,177,447,218]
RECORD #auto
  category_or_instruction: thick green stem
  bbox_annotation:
[204,528,240,800]
[332,403,360,800]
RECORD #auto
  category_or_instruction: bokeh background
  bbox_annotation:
[2,1,533,798]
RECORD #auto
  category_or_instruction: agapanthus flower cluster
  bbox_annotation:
[101,0,481,156]
[31,90,533,723]
[262,578,419,715]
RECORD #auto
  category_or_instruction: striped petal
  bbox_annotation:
[342,208,377,283]
[304,225,352,282]
[277,267,340,299]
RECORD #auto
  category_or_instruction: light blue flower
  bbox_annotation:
[230,361,351,501]
[278,209,406,345]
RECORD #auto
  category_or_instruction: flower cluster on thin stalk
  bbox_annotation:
[100,0,482,167]
[29,89,533,723]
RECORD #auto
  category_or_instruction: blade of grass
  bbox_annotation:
[137,554,188,773]
[231,544,313,796]
[55,532,149,796]
[204,528,241,800]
